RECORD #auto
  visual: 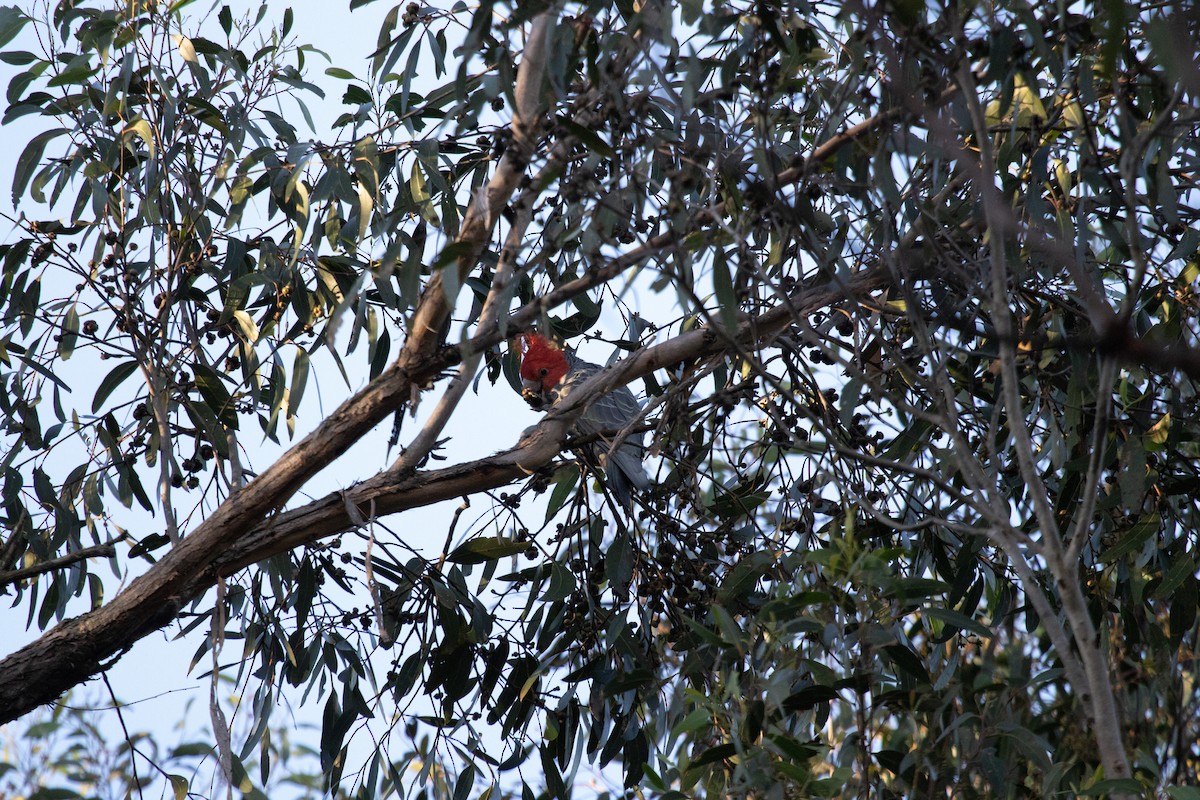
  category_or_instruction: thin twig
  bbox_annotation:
[0,538,125,587]
[102,673,145,800]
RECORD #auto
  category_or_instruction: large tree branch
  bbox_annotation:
[0,257,890,724]
[953,62,1132,785]
[0,52,914,723]
[4,102,1194,725]
[0,8,558,726]
[214,267,894,573]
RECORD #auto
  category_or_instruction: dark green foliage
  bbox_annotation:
[2,0,1200,799]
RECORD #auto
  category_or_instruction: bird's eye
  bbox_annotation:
[539,367,549,377]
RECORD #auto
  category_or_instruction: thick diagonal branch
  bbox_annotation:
[0,67,907,725]
[0,261,889,724]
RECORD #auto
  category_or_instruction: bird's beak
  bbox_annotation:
[521,379,549,410]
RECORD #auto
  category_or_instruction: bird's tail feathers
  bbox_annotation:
[603,449,651,511]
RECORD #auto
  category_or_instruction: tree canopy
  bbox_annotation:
[2,0,1200,798]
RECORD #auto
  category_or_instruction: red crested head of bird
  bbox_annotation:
[517,333,570,402]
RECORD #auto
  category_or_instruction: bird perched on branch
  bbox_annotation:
[516,332,650,510]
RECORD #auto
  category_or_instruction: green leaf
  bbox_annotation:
[91,361,140,413]
[26,786,80,799]
[883,644,929,682]
[922,606,992,638]
[670,707,711,738]
[543,562,576,603]
[1170,576,1197,650]
[1080,778,1143,795]
[781,686,839,712]
[452,765,475,800]
[708,476,770,520]
[353,135,380,197]
[289,347,309,417]
[711,248,738,331]
[0,50,36,65]
[717,550,774,605]
[544,467,578,521]
[58,304,78,360]
[123,118,155,160]
[447,536,528,564]
[129,533,171,559]
[1100,515,1160,563]
[46,55,97,87]
[605,532,633,592]
[12,128,65,206]
[689,742,737,769]
[557,117,616,158]
[431,240,475,271]
[192,361,238,428]
[1154,551,1196,600]
[17,349,71,394]
[1146,412,1170,451]
[23,720,59,738]
[343,84,372,105]
[883,577,949,601]
[0,7,28,50]
[883,416,935,460]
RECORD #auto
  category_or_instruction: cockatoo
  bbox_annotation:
[516,332,650,509]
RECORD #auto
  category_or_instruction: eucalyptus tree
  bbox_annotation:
[2,1,1199,798]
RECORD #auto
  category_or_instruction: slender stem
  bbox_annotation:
[956,62,1132,785]
[1066,358,1118,563]
[102,674,144,800]
[0,539,124,587]
[389,12,555,475]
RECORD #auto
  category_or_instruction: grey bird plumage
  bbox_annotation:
[529,350,650,510]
